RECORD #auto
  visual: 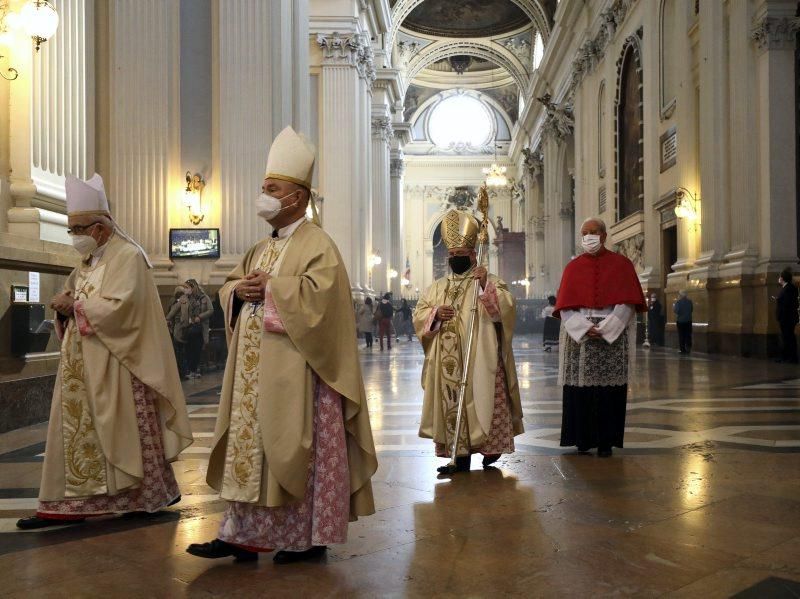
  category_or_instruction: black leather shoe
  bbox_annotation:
[437,455,470,474]
[16,516,85,530]
[273,545,327,564]
[482,454,501,468]
[186,539,258,562]
[598,448,613,458]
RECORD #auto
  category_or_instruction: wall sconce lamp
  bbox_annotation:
[0,0,59,80]
[673,187,700,221]
[401,277,411,287]
[183,171,205,225]
[388,269,398,279]
[20,0,59,51]
[368,252,382,268]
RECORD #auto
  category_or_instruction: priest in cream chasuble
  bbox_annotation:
[17,174,194,530]
[413,209,524,474]
[187,126,378,565]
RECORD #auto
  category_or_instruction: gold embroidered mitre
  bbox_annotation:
[441,209,480,250]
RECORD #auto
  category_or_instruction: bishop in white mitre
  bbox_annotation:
[17,174,193,530]
[186,127,377,564]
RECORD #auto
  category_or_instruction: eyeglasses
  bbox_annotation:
[67,222,101,235]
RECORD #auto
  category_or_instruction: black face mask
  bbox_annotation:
[448,255,473,274]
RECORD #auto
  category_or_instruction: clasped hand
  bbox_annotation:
[585,326,602,339]
[50,291,75,317]
[236,270,271,302]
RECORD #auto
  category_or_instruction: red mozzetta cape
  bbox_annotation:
[554,249,647,318]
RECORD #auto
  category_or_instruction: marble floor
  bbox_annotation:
[1,337,800,597]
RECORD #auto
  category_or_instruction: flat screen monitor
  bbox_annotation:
[169,228,220,259]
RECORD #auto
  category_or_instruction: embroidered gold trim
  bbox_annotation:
[60,265,108,497]
[221,238,287,502]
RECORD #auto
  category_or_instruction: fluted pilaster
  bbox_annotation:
[389,151,405,297]
[370,116,392,293]
[108,0,180,264]
[31,0,94,199]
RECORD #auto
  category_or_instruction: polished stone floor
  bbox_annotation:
[1,337,799,597]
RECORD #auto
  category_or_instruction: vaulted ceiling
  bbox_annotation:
[392,0,554,132]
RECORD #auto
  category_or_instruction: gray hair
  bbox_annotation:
[678,289,688,298]
[580,217,606,233]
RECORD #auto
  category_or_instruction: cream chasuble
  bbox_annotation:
[209,221,377,517]
[39,236,193,501]
[413,274,524,456]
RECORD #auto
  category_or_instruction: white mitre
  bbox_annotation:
[265,126,316,189]
[65,173,153,268]
[65,174,110,216]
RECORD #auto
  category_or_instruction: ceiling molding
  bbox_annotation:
[406,40,529,92]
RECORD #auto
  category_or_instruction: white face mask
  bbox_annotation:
[72,234,98,256]
[255,191,298,221]
[581,234,602,254]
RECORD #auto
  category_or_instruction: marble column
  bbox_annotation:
[317,32,372,293]
[697,0,731,267]
[752,5,799,268]
[357,39,375,294]
[727,1,759,263]
[389,151,405,298]
[211,0,310,282]
[370,115,392,295]
[106,0,180,276]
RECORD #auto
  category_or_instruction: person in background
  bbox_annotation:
[776,268,799,364]
[167,285,190,380]
[397,298,413,342]
[541,295,559,352]
[647,292,665,346]
[673,290,693,355]
[376,292,395,351]
[184,279,213,378]
[357,297,375,349]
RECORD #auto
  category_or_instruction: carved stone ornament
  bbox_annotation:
[390,157,405,178]
[356,35,377,86]
[565,0,638,98]
[522,146,544,178]
[751,16,800,52]
[445,186,477,210]
[501,36,532,66]
[538,93,574,143]
[371,117,394,143]
[317,32,360,67]
[397,40,420,67]
[614,232,645,269]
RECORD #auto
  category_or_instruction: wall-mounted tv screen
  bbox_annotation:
[169,228,220,259]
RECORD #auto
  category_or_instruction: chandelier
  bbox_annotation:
[483,163,507,187]
[481,64,507,188]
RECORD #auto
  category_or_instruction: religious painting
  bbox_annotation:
[404,0,529,38]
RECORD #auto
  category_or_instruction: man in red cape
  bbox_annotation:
[554,217,646,457]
